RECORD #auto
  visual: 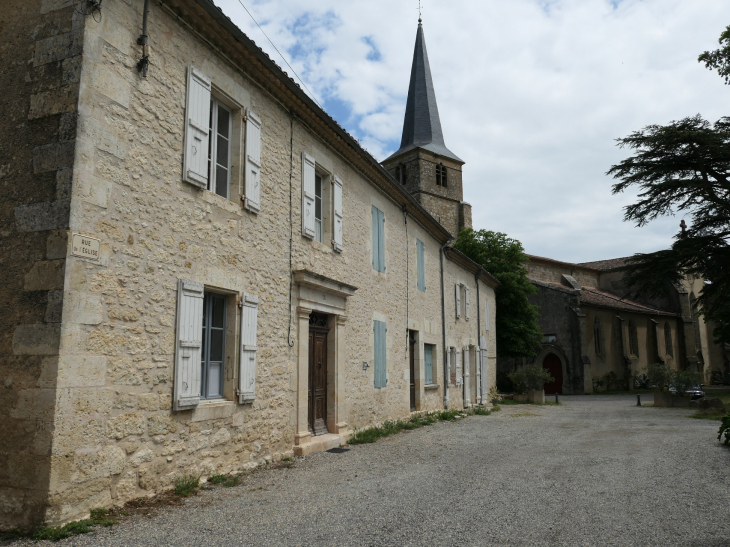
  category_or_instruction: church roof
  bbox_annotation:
[385,20,463,164]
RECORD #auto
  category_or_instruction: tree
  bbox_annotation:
[607,27,730,344]
[454,228,542,358]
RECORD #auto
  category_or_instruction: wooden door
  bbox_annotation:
[308,329,328,436]
[542,353,563,395]
[409,331,416,411]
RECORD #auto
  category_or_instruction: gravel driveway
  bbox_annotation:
[9,395,730,547]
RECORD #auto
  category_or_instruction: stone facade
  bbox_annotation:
[499,255,725,394]
[1,0,497,529]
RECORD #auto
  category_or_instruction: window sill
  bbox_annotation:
[424,384,440,390]
[191,399,237,422]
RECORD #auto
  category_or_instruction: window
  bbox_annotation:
[664,322,674,357]
[628,320,639,357]
[374,320,387,388]
[201,292,226,399]
[372,205,385,272]
[416,239,425,292]
[436,163,447,187]
[207,99,231,198]
[594,316,603,356]
[314,173,323,243]
[424,344,434,385]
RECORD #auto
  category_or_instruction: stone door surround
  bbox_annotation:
[293,270,357,456]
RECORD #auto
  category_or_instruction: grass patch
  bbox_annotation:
[209,473,227,485]
[690,409,727,421]
[31,508,116,542]
[173,473,201,497]
[348,407,492,445]
[281,455,293,462]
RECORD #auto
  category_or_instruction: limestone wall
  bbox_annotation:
[0,0,86,529]
[24,0,497,526]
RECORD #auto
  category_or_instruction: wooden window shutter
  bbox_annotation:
[465,287,471,321]
[183,66,211,189]
[374,320,387,388]
[378,209,385,272]
[455,283,461,318]
[333,175,343,252]
[244,109,262,213]
[485,301,490,331]
[417,239,425,291]
[449,347,456,385]
[302,153,316,238]
[174,279,204,411]
[424,344,433,385]
[456,348,462,385]
[238,292,259,403]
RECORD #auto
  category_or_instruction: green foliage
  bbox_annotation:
[32,508,116,541]
[508,363,554,393]
[454,228,542,358]
[348,408,491,445]
[672,369,701,396]
[173,473,201,496]
[699,25,730,84]
[717,414,730,444]
[634,373,651,390]
[209,474,227,485]
[281,456,293,462]
[646,362,673,392]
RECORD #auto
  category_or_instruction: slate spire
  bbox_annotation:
[387,19,462,162]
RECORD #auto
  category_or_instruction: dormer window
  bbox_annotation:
[436,163,447,187]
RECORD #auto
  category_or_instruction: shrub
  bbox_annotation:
[646,362,672,392]
[209,474,227,485]
[174,473,201,496]
[634,373,651,389]
[514,363,554,391]
[672,369,700,396]
[507,368,527,394]
[718,414,730,445]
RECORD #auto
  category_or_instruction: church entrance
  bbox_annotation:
[542,353,563,395]
[308,313,329,436]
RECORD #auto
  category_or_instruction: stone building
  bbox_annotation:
[1,0,497,529]
[499,254,728,394]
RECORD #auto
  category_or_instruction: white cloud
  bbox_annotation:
[216,0,730,261]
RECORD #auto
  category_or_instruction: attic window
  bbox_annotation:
[436,163,447,187]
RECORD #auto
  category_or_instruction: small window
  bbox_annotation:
[314,173,323,243]
[664,322,673,357]
[628,320,639,357]
[594,317,603,356]
[207,99,231,198]
[201,292,226,399]
[436,163,447,187]
[424,344,434,385]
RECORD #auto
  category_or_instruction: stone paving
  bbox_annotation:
[12,395,730,546]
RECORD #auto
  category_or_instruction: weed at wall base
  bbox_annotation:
[173,473,201,497]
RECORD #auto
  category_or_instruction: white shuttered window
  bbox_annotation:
[465,286,471,321]
[183,67,212,189]
[455,283,461,319]
[244,110,262,213]
[333,175,343,252]
[239,293,259,403]
[302,153,316,238]
[174,279,204,411]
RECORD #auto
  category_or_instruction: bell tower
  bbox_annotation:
[381,17,471,236]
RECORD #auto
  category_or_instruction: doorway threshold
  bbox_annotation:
[293,432,350,457]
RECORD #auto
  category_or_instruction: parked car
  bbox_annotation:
[668,384,706,399]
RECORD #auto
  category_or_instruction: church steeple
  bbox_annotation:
[386,19,461,163]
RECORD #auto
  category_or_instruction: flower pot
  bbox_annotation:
[653,392,672,407]
[513,393,529,403]
[529,390,545,404]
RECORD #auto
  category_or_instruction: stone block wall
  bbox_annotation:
[0,0,85,529]
[0,0,500,526]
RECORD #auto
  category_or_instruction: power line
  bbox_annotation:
[236,0,323,109]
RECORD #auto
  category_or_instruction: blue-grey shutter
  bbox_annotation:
[378,209,385,272]
[174,279,204,410]
[374,320,387,388]
[424,344,433,385]
[417,239,425,291]
[183,67,211,189]
[238,292,258,403]
[372,206,379,271]
[244,110,262,213]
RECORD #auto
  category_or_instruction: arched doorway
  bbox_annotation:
[543,353,563,394]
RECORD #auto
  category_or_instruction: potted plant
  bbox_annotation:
[646,362,673,407]
[507,368,529,403]
[523,363,554,404]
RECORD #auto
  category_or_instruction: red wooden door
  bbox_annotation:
[308,330,328,436]
[542,353,563,394]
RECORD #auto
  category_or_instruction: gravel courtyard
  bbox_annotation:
[12,395,730,547]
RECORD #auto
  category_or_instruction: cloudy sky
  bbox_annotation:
[216,0,730,262]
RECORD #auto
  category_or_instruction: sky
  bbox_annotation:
[215,0,730,263]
